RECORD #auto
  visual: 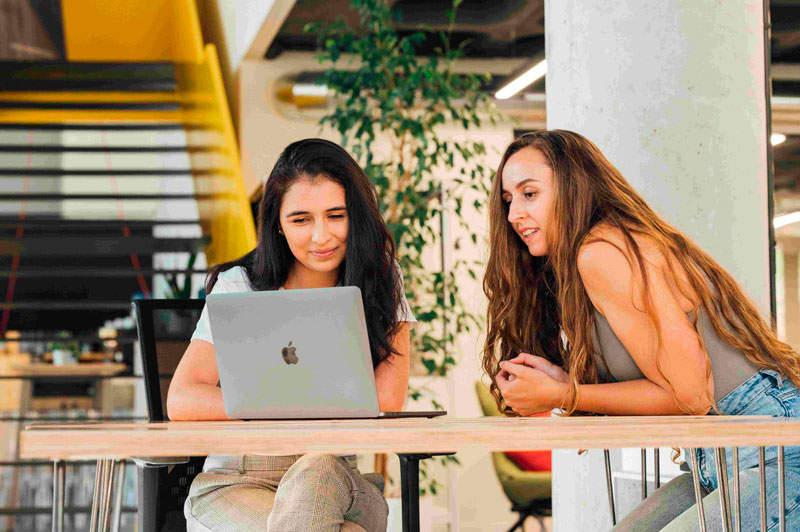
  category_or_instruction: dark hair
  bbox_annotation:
[207,138,403,367]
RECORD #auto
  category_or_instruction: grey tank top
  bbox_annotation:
[592,308,759,401]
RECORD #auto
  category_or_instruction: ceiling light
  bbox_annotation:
[774,211,800,229]
[495,60,547,100]
[771,133,787,146]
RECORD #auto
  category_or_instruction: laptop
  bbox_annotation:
[207,286,446,420]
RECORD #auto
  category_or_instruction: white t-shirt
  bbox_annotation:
[191,265,417,345]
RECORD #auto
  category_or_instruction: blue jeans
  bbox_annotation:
[613,370,800,531]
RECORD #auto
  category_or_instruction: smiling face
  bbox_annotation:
[501,148,555,257]
[279,176,348,283]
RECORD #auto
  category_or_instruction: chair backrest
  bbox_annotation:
[133,299,205,422]
[133,299,206,532]
[475,380,503,417]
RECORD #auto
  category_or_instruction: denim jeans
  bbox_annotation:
[613,370,800,532]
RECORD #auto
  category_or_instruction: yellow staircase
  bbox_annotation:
[0,3,255,528]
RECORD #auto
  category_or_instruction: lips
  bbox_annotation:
[310,247,338,259]
[518,227,539,242]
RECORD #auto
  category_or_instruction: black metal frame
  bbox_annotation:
[133,299,205,424]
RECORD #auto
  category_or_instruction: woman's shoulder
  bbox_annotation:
[577,224,670,293]
[214,266,253,292]
[578,224,663,274]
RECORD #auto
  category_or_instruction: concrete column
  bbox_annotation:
[546,1,769,529]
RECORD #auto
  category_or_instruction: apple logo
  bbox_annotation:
[281,341,299,365]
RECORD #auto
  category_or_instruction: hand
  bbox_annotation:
[507,353,569,383]
[496,356,569,417]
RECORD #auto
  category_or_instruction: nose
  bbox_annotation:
[507,196,526,225]
[311,219,329,244]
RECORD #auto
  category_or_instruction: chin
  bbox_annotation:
[527,244,548,257]
[306,254,345,271]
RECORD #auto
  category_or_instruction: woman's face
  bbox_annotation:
[279,176,348,275]
[501,148,555,256]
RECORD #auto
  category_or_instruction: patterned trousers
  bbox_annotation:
[185,454,388,532]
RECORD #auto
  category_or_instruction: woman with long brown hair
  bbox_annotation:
[482,130,800,531]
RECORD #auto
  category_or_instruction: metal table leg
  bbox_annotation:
[779,446,786,532]
[604,449,616,526]
[714,447,732,532]
[89,459,115,532]
[732,447,740,532]
[689,448,708,532]
[654,448,661,490]
[641,448,648,499]
[89,460,103,532]
[101,460,116,532]
[398,453,454,532]
[759,447,767,532]
[111,460,125,532]
[399,454,422,532]
[51,460,65,532]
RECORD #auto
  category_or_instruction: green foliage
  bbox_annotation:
[164,252,198,299]
[48,331,79,356]
[306,0,500,381]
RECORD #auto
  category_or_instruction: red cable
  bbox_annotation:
[1,131,32,335]
[100,130,151,298]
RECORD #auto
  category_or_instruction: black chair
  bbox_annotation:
[134,298,441,532]
[133,299,206,532]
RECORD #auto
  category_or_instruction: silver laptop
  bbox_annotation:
[207,286,445,420]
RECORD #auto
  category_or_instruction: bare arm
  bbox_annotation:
[374,322,411,411]
[576,231,713,415]
[167,339,229,421]
[498,228,714,417]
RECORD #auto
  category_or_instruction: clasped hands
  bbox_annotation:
[496,353,570,417]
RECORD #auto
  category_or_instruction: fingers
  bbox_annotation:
[499,360,526,377]
[511,353,552,369]
[509,353,569,383]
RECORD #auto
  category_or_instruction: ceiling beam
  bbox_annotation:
[245,0,297,60]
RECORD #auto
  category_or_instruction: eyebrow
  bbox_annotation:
[285,206,347,217]
[501,178,538,195]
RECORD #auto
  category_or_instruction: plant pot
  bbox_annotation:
[52,349,77,366]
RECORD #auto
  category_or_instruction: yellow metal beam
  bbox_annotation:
[61,0,204,62]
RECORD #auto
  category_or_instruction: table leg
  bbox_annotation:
[101,459,116,532]
[89,459,115,532]
[111,460,125,532]
[51,459,65,532]
[89,460,103,532]
[399,455,421,532]
[7,379,33,531]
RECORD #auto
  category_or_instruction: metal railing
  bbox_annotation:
[604,445,790,532]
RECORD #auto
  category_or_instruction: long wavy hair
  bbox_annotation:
[207,138,403,368]
[483,130,800,415]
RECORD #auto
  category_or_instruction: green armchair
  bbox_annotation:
[475,381,552,532]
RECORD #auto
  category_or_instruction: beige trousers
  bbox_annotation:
[185,454,388,532]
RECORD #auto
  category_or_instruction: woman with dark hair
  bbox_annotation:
[169,138,414,532]
[482,130,800,530]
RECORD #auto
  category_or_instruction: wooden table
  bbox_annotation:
[21,416,800,532]
[12,362,127,415]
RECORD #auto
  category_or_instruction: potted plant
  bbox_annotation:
[50,332,79,366]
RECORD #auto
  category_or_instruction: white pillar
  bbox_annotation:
[545,1,769,529]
